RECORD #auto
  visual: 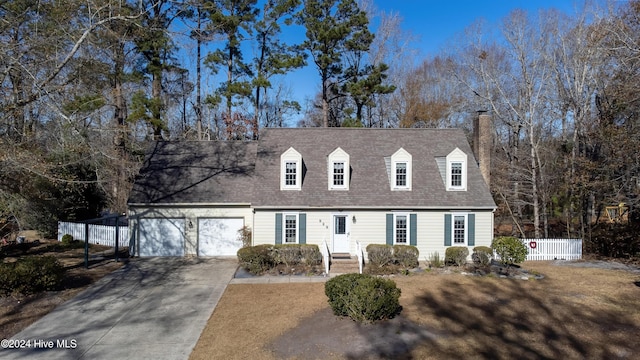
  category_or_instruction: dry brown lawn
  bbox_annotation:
[191,261,640,360]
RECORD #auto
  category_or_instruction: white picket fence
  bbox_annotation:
[58,221,129,248]
[521,238,582,261]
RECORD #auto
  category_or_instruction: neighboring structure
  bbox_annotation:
[128,125,496,258]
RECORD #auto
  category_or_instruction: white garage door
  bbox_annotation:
[138,218,185,256]
[198,218,244,256]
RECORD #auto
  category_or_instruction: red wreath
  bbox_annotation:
[529,241,537,249]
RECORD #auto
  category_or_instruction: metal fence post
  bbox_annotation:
[84,222,89,269]
[115,215,119,262]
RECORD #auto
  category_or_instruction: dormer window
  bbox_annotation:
[446,148,467,191]
[395,163,407,187]
[328,147,349,190]
[390,148,412,190]
[285,162,297,186]
[333,162,345,186]
[281,147,302,190]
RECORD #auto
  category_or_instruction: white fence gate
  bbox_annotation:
[58,221,129,248]
[522,238,582,261]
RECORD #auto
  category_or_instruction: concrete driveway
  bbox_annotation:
[3,257,238,360]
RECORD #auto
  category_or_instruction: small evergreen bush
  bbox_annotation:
[325,273,401,323]
[445,246,469,266]
[0,256,66,296]
[393,245,419,268]
[366,244,394,267]
[61,234,74,245]
[492,236,528,266]
[237,244,274,275]
[472,246,493,266]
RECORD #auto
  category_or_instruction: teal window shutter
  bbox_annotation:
[444,214,452,246]
[410,214,417,246]
[275,213,282,244]
[468,214,475,246]
[299,214,306,244]
[386,214,393,245]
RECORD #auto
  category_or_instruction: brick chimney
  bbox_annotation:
[473,111,491,188]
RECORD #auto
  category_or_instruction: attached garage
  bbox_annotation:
[198,218,244,256]
[138,218,185,256]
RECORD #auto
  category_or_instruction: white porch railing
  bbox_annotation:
[321,238,330,275]
[521,238,582,261]
[58,221,129,248]
[355,240,363,274]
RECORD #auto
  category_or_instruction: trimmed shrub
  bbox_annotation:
[61,234,74,245]
[300,245,322,265]
[472,246,493,266]
[366,244,394,267]
[492,236,528,266]
[0,256,66,296]
[325,273,401,323]
[445,246,469,266]
[237,244,274,275]
[393,245,419,268]
[428,252,443,268]
[272,244,302,267]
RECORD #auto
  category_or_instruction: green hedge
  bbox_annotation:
[0,256,66,296]
[366,244,419,269]
[445,246,469,266]
[472,246,493,266]
[237,244,322,274]
[393,245,419,268]
[325,273,401,323]
[237,245,274,275]
[366,244,394,267]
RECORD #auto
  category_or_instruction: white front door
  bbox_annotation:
[332,214,350,253]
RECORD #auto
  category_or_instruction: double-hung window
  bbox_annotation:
[395,163,407,187]
[453,214,466,244]
[333,162,345,187]
[285,162,297,186]
[284,214,298,244]
[451,162,463,188]
[395,214,408,244]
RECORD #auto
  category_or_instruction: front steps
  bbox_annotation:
[329,253,361,275]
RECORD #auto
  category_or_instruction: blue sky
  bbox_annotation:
[281,0,585,122]
[374,0,583,56]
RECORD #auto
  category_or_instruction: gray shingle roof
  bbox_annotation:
[128,141,257,205]
[128,128,496,209]
[253,128,496,209]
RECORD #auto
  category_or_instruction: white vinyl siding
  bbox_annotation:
[253,210,493,264]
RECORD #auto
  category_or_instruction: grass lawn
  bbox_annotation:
[191,261,640,359]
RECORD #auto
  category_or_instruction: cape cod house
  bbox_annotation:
[127,115,496,261]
